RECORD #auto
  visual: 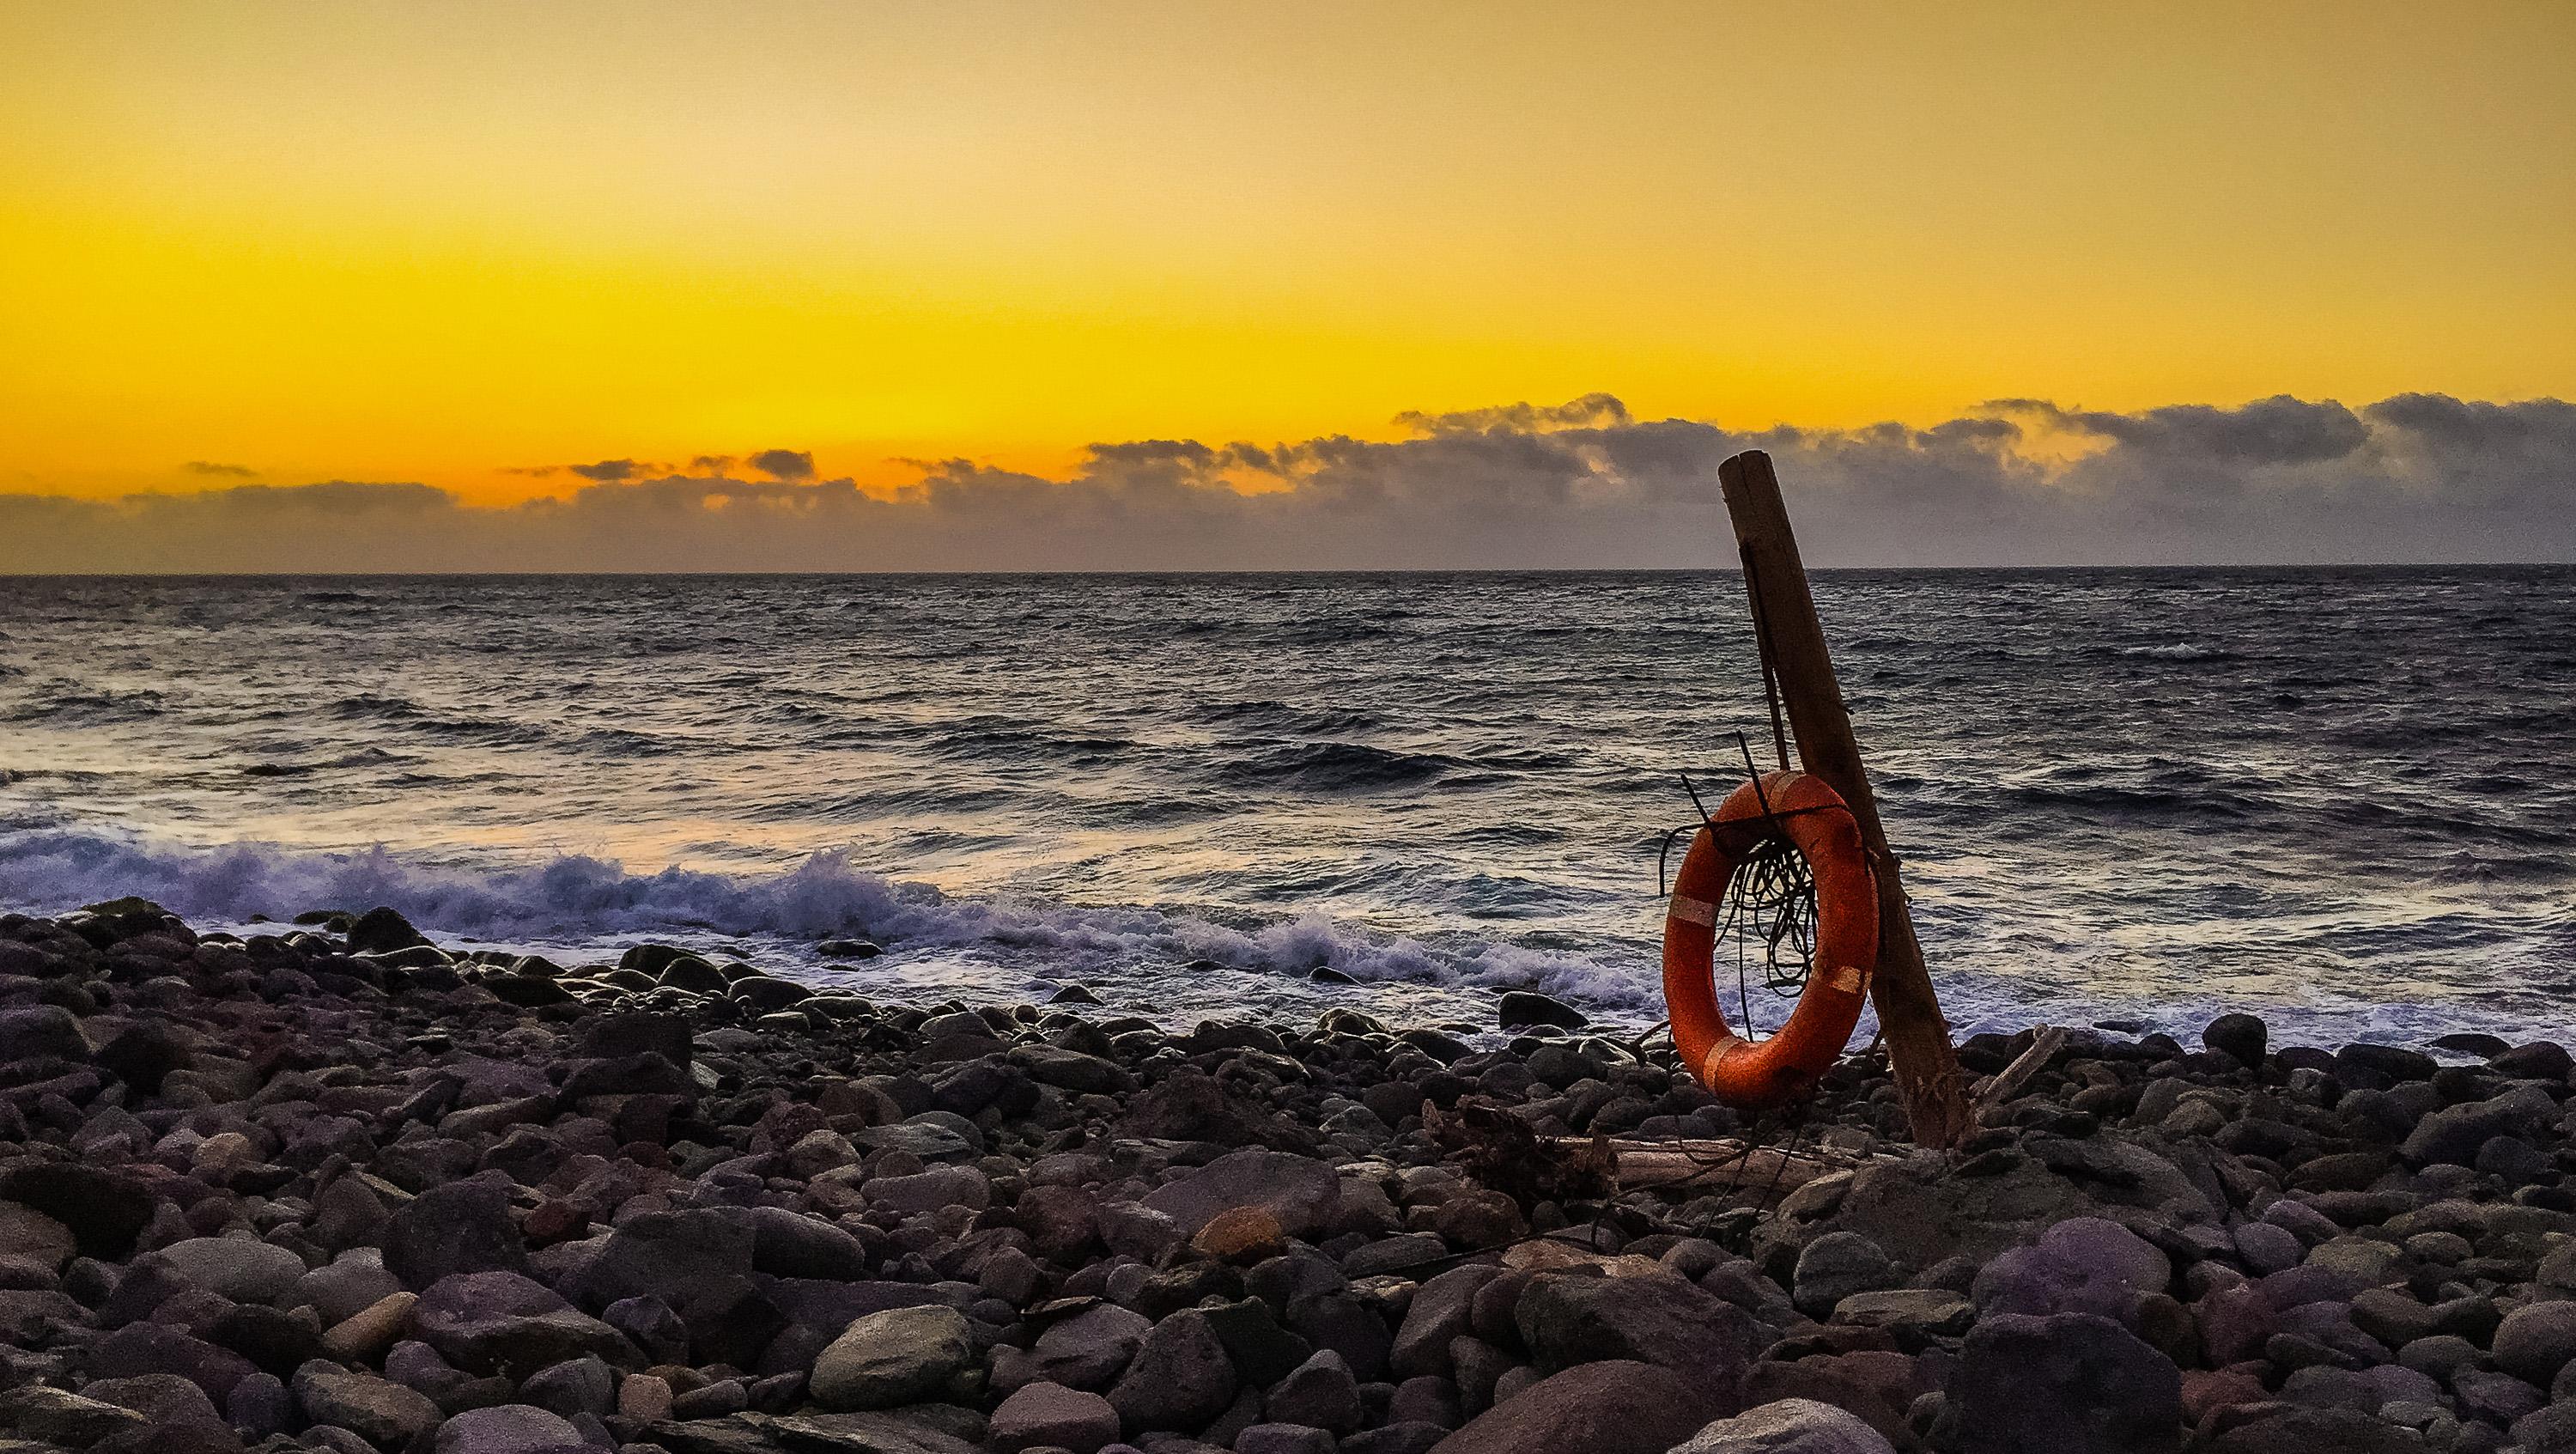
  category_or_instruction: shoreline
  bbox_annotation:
[3,898,2573,1453]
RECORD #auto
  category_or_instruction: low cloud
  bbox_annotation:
[183,460,258,478]
[12,392,2570,571]
[748,448,815,482]
[501,459,668,482]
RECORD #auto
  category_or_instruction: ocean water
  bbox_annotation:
[2,569,2570,1048]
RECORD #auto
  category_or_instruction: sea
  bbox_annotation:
[2,569,2570,1049]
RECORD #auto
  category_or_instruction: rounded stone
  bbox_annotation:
[149,1238,309,1305]
[2491,1301,2576,1386]
[429,1403,584,1454]
[811,1305,975,1410]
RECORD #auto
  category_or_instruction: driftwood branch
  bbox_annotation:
[1540,1135,1888,1196]
[1971,1025,2071,1125]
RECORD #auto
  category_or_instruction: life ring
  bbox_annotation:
[1662,770,1880,1109]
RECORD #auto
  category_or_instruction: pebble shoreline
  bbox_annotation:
[3,898,2575,1454]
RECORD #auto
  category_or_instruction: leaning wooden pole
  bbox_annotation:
[1718,449,1971,1147]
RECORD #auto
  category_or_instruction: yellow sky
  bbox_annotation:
[3,1,2570,502]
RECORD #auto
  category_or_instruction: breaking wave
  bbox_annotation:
[0,830,1648,1011]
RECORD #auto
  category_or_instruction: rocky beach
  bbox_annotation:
[3,898,2576,1454]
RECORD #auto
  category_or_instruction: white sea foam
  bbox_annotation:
[2116,642,2232,660]
[3,827,2555,1050]
[0,829,1649,1013]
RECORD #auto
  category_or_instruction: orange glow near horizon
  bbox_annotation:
[3,2,2571,505]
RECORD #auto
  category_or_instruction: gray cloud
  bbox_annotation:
[748,448,815,482]
[183,460,258,478]
[1393,392,1634,436]
[9,392,2568,572]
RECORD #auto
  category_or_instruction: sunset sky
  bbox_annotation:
[2,2,2570,567]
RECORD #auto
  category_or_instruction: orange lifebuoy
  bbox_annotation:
[1662,770,1880,1109]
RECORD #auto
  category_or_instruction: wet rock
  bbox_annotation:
[2491,1300,2576,1386]
[0,1162,156,1259]
[1971,1216,2171,1325]
[1515,1269,1755,1396]
[1954,1311,2180,1454]
[1192,1206,1288,1263]
[291,1361,441,1448]
[1108,1308,1239,1433]
[2451,1367,2543,1425]
[1793,1232,1898,1318]
[1735,1350,1927,1449]
[1669,1396,1897,1453]
[1768,1136,2210,1273]
[226,1371,291,1438]
[1014,1047,1136,1096]
[519,1354,615,1421]
[1344,1423,1450,1454]
[570,1008,693,1065]
[811,1305,975,1410]
[1419,1189,1524,1250]
[147,1237,309,1305]
[0,1287,85,1344]
[1237,1424,1337,1454]
[2203,1014,2268,1067]
[1198,1297,1314,1389]
[0,1202,76,1274]
[602,1293,690,1365]
[2198,1404,2428,1453]
[732,1204,872,1281]
[381,1177,531,1290]
[617,1372,673,1422]
[88,1322,258,1403]
[2336,1044,2436,1084]
[0,1385,149,1445]
[989,1380,1121,1454]
[1390,1265,1502,1378]
[429,1403,584,1454]
[560,1049,692,1098]
[1265,1348,1361,1435]
[2400,1086,2555,1168]
[298,1250,404,1325]
[1497,993,1585,1031]
[1428,1360,1724,1454]
[318,1291,414,1363]
[346,907,430,955]
[1120,1070,1311,1153]
[864,1165,993,1216]
[1831,1288,1972,1336]
[1034,1304,1153,1390]
[1143,1150,1342,1239]
[103,1360,248,1443]
[1387,1375,1460,1429]
[2493,1041,2574,1080]
[569,1208,779,1363]
[2510,1403,2576,1453]
[411,1271,637,1373]
[0,1004,90,1062]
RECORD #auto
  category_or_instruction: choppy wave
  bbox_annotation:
[1216,741,1469,792]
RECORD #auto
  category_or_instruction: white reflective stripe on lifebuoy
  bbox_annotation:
[1668,894,1716,927]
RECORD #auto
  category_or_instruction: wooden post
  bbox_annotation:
[1718,449,1971,1147]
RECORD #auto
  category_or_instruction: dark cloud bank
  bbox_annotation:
[9,393,2571,572]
